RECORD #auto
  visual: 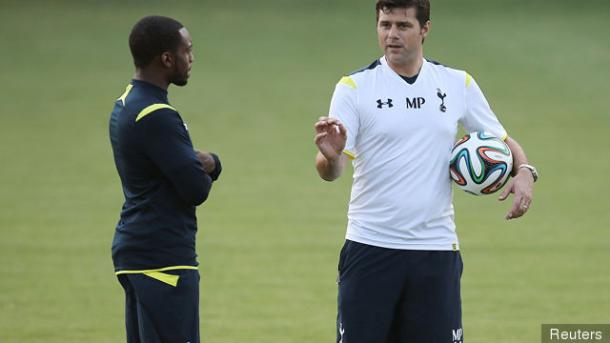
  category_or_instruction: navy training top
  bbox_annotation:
[108,79,220,271]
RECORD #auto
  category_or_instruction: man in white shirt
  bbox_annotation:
[314,1,537,342]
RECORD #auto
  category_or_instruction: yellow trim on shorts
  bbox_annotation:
[135,103,176,122]
[343,150,356,160]
[115,265,198,275]
[144,271,180,287]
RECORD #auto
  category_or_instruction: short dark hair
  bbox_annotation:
[129,16,184,68]
[375,0,430,28]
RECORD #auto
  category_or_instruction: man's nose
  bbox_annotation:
[388,25,399,39]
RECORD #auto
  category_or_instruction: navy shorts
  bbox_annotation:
[337,240,463,343]
[117,269,200,343]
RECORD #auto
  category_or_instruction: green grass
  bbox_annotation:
[1,0,609,341]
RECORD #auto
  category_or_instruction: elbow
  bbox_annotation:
[191,188,210,206]
[183,175,212,206]
[192,178,212,206]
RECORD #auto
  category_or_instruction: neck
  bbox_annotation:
[386,52,424,77]
[133,68,170,90]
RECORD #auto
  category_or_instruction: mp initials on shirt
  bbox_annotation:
[406,97,426,109]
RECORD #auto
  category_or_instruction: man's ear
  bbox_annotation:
[421,20,431,39]
[160,51,174,69]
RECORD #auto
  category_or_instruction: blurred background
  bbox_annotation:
[1,0,609,341]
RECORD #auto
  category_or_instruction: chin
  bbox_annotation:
[172,79,188,87]
[388,54,408,66]
[386,54,399,63]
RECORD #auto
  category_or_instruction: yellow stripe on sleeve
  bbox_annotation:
[135,104,176,122]
[117,84,133,105]
[343,150,356,160]
[465,73,473,88]
[501,133,509,141]
[338,76,357,89]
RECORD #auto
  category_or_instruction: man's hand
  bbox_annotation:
[195,150,216,174]
[498,169,534,220]
[314,116,347,161]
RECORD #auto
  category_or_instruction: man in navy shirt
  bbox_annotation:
[109,16,221,342]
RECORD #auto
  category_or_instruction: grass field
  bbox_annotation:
[1,0,609,342]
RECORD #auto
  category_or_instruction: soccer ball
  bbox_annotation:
[449,131,513,195]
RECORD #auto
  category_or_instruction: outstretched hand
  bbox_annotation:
[314,116,347,161]
[498,170,534,220]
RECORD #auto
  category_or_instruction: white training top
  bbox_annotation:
[329,56,507,250]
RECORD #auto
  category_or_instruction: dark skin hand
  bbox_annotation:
[195,150,216,174]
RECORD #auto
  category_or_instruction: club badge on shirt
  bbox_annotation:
[437,88,447,113]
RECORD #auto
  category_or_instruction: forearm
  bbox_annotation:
[500,136,535,220]
[505,137,530,177]
[316,152,346,181]
[171,165,213,206]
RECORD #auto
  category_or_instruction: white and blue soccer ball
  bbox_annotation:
[450,131,513,195]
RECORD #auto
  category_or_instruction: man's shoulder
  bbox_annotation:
[115,88,177,123]
[115,80,176,113]
[425,58,471,86]
[425,58,464,74]
[132,102,178,124]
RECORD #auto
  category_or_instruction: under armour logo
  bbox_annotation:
[339,322,345,343]
[376,98,393,109]
[437,88,447,112]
